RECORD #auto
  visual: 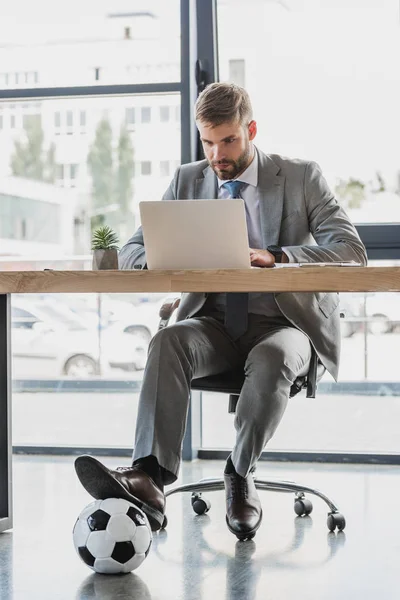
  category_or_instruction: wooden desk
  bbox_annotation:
[1,267,400,532]
[1,266,400,294]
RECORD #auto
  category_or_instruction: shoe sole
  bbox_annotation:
[225,509,263,541]
[74,455,165,532]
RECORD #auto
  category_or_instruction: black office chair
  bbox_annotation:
[158,297,346,535]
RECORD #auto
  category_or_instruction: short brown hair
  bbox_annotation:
[194,82,253,127]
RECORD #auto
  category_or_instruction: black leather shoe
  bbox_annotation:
[224,471,262,540]
[74,455,166,532]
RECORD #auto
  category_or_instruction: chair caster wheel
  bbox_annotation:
[294,498,313,516]
[327,512,346,532]
[236,532,256,541]
[191,493,211,515]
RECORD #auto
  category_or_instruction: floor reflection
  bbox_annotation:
[76,572,151,600]
[151,510,346,600]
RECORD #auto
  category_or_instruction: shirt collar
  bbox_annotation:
[217,147,258,189]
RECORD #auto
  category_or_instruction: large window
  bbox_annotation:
[4,1,400,460]
[197,0,400,460]
[1,0,187,453]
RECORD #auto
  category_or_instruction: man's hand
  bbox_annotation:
[249,248,276,268]
[249,248,289,267]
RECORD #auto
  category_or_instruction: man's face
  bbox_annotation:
[197,119,257,180]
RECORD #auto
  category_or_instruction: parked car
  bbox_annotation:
[102,297,179,371]
[338,292,400,337]
[364,293,400,334]
[11,298,148,378]
[26,293,163,345]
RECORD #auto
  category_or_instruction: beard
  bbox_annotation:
[209,144,253,181]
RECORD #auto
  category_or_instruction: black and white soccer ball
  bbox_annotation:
[73,498,152,574]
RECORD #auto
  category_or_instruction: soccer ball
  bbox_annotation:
[73,497,152,574]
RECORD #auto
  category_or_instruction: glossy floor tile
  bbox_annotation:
[1,456,400,599]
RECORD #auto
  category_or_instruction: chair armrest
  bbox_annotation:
[158,297,181,330]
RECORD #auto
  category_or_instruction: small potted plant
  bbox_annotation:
[92,225,119,270]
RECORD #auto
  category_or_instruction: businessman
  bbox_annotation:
[75,82,367,540]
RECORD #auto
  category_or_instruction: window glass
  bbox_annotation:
[141,107,151,123]
[141,161,152,175]
[126,107,135,126]
[3,92,181,447]
[199,0,400,456]
[201,260,400,454]
[2,2,183,452]
[160,106,170,122]
[0,195,59,242]
[0,0,180,88]
[160,160,170,177]
[11,291,164,447]
[217,0,400,224]
[0,93,181,258]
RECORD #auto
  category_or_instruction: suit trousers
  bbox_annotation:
[132,312,312,484]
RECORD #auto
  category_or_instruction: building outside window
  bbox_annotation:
[125,107,135,126]
[160,106,170,122]
[160,160,170,177]
[141,106,151,123]
[66,111,73,128]
[228,58,245,87]
[140,160,152,175]
[56,164,79,188]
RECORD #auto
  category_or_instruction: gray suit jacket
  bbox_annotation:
[119,148,367,380]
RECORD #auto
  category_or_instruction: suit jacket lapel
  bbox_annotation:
[256,149,285,247]
[195,166,218,199]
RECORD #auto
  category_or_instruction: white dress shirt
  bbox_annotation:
[213,150,282,318]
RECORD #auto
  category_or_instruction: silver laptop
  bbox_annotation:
[139,199,251,270]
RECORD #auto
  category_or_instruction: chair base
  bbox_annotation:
[165,476,346,532]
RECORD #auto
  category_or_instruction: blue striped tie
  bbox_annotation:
[222,180,248,339]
